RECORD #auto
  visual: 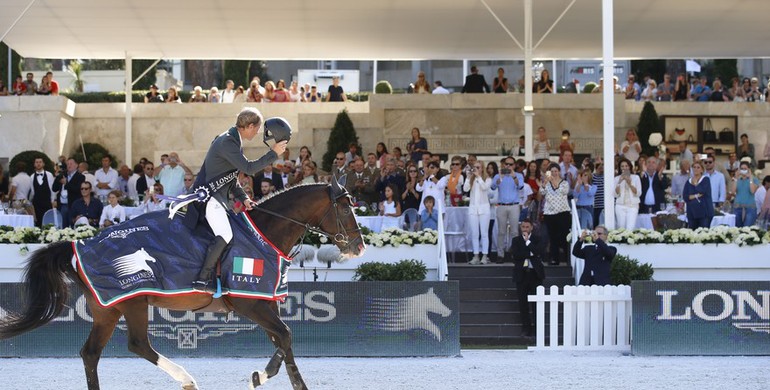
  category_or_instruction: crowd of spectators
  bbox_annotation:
[0,72,60,96]
[622,73,770,102]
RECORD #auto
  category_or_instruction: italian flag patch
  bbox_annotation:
[233,257,264,276]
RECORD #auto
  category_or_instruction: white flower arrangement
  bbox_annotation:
[598,226,769,247]
[353,206,377,217]
[363,228,439,248]
[0,225,98,244]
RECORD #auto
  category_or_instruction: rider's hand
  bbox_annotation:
[271,140,288,156]
[244,199,256,210]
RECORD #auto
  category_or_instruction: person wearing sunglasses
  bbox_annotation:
[491,157,526,261]
[70,182,103,227]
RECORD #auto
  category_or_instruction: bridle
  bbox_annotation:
[252,185,362,257]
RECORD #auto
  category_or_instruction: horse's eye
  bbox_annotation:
[342,208,350,215]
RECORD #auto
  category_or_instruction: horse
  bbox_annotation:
[0,180,364,390]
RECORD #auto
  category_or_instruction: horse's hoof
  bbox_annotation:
[250,371,268,389]
[182,384,198,390]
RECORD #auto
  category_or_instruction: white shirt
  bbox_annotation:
[31,170,56,202]
[82,172,97,191]
[126,173,140,199]
[432,86,450,95]
[755,185,767,210]
[620,140,641,163]
[143,198,169,213]
[416,175,449,214]
[94,167,118,197]
[220,89,236,103]
[10,172,33,200]
[614,174,642,207]
[99,204,126,226]
[462,176,491,215]
[157,165,186,197]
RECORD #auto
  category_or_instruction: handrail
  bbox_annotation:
[569,199,583,285]
[437,211,449,281]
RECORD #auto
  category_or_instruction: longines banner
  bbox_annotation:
[632,281,770,355]
[0,282,459,357]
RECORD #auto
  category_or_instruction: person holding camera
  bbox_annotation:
[731,160,759,227]
[463,160,492,264]
[613,158,642,230]
[539,163,571,265]
[491,157,526,261]
[572,226,616,286]
[682,161,713,229]
[99,190,126,228]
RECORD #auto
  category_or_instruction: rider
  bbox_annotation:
[190,107,288,292]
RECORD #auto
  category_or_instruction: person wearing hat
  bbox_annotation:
[187,108,289,292]
[144,84,164,103]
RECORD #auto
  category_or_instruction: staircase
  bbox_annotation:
[450,262,574,346]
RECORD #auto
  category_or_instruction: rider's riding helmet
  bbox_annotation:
[263,117,292,144]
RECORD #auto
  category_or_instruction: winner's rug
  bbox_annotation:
[73,211,290,307]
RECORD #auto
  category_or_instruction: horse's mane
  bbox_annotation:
[253,182,328,207]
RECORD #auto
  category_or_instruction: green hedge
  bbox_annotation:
[354,259,427,281]
[9,151,55,176]
[610,254,654,285]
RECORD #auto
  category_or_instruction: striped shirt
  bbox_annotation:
[592,173,605,209]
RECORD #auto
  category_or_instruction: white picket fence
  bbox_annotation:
[528,284,632,351]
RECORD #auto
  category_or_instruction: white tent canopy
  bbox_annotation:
[2,0,769,60]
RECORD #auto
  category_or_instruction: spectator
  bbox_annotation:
[247,80,263,102]
[365,153,380,176]
[116,165,132,194]
[94,155,118,199]
[724,153,740,176]
[703,155,726,208]
[683,161,714,229]
[279,160,295,188]
[657,73,675,101]
[296,161,319,185]
[22,72,37,95]
[738,133,755,162]
[250,76,266,94]
[509,218,545,337]
[233,85,246,103]
[288,81,302,102]
[639,157,668,214]
[432,80,450,95]
[142,182,169,213]
[746,77,762,102]
[592,160,606,227]
[401,163,422,211]
[326,76,347,102]
[407,127,429,163]
[690,78,707,101]
[392,146,407,165]
[641,79,658,101]
[574,168,597,229]
[99,190,126,228]
[539,163,571,265]
[257,178,274,200]
[208,87,221,103]
[379,183,402,229]
[558,130,575,159]
[183,173,194,193]
[0,164,9,199]
[671,159,691,198]
[534,69,554,94]
[533,127,552,161]
[376,158,405,201]
[755,175,770,212]
[345,143,360,165]
[673,73,690,101]
[145,84,164,103]
[37,75,51,95]
[445,156,466,206]
[154,152,193,197]
[220,80,236,103]
[305,85,322,102]
[135,161,156,197]
[573,226,616,286]
[729,77,746,102]
[345,158,377,205]
[709,80,729,102]
[464,159,492,265]
[9,161,33,202]
[166,86,182,103]
[678,140,694,164]
[45,71,59,96]
[30,157,56,227]
[296,146,312,166]
[331,151,349,183]
[300,83,311,102]
[71,182,103,227]
[624,75,640,100]
[732,161,759,227]
[238,172,254,196]
[0,79,8,96]
[11,75,26,95]
[78,162,97,190]
[614,158,642,230]
[619,128,642,163]
[420,195,439,230]
[189,86,207,103]
[263,81,276,102]
[462,65,490,93]
[413,71,431,94]
[492,67,509,93]
[254,164,284,192]
[491,156,525,258]
[417,161,447,214]
[559,150,578,191]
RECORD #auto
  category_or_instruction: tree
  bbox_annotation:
[636,101,662,157]
[132,59,158,90]
[0,42,22,84]
[223,60,251,87]
[322,109,359,172]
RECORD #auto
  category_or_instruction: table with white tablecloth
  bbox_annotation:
[635,212,736,229]
[0,214,35,228]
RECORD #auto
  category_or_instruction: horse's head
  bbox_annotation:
[319,179,366,258]
[423,288,451,318]
[138,248,157,263]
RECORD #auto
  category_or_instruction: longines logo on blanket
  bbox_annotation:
[231,256,264,284]
[99,226,150,242]
[112,248,158,289]
[360,288,452,341]
[657,289,770,333]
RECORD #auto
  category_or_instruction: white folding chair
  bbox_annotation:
[401,208,420,231]
[42,208,63,229]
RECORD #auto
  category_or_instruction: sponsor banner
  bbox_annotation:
[0,281,459,357]
[632,281,770,355]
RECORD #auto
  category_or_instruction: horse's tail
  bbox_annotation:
[0,241,75,339]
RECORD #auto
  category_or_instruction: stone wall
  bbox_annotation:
[1,95,768,174]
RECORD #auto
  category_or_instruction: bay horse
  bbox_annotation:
[0,181,364,390]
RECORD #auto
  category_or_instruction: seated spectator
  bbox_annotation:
[738,133,755,162]
[166,86,182,103]
[746,77,762,102]
[22,73,37,95]
[296,161,319,185]
[273,80,290,102]
[432,80,450,94]
[71,182,103,227]
[263,81,276,102]
[709,80,728,102]
[183,173,194,193]
[11,75,26,95]
[305,85,322,102]
[345,143,360,165]
[99,190,126,227]
[247,80,263,102]
[46,71,59,96]
[37,75,52,95]
[413,71,431,94]
[326,76,347,102]
[208,87,221,103]
[233,85,246,103]
[254,164,284,192]
[419,195,439,230]
[142,183,169,213]
[641,79,657,101]
[145,84,164,103]
[729,77,746,102]
[189,86,207,103]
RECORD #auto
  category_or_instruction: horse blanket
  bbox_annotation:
[73,211,290,307]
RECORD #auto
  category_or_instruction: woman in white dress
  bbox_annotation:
[99,190,126,227]
[614,158,642,230]
[379,184,402,230]
[463,161,493,264]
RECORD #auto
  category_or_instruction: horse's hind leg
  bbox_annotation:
[233,299,308,390]
[81,297,122,390]
[119,299,198,390]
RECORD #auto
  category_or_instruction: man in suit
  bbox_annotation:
[461,66,490,93]
[508,219,545,337]
[52,158,85,228]
[253,164,284,192]
[638,156,668,214]
[189,108,288,292]
[135,161,156,196]
[30,157,56,227]
[572,225,617,286]
[331,151,348,185]
[345,158,377,205]
[375,158,406,202]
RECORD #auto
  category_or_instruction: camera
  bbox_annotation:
[545,171,552,178]
[501,168,511,175]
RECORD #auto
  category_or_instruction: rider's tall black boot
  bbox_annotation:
[192,236,228,293]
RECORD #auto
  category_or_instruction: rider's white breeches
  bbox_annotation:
[206,199,233,243]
